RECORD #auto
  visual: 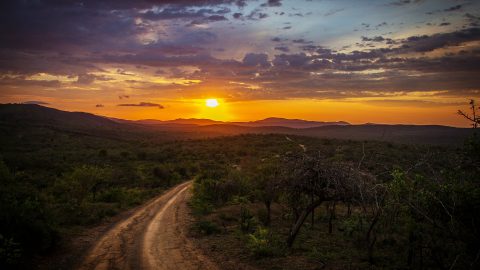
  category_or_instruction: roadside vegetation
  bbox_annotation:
[0,102,478,269]
[0,128,195,269]
[187,103,480,269]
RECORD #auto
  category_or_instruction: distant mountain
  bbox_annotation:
[0,104,473,145]
[233,117,350,128]
[136,118,224,127]
[0,104,122,129]
[125,117,350,129]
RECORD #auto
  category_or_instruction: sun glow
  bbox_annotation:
[206,99,219,108]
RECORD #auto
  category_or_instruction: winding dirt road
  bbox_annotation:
[77,181,218,270]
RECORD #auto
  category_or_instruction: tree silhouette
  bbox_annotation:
[458,99,479,128]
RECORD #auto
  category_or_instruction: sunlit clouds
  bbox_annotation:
[0,0,479,126]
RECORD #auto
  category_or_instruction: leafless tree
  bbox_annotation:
[458,99,479,128]
[282,152,375,247]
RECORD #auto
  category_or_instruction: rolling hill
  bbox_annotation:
[0,104,474,145]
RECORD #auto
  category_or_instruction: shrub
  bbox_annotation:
[247,227,283,258]
[194,220,221,235]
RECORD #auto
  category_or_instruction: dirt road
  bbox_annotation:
[77,181,218,270]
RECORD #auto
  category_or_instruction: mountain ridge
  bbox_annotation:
[0,104,473,145]
[121,116,350,129]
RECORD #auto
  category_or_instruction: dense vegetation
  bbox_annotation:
[190,134,480,269]
[0,125,198,269]
[0,103,478,269]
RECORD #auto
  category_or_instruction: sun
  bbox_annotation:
[205,98,219,108]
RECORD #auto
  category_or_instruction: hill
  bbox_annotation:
[123,116,350,129]
[0,104,473,145]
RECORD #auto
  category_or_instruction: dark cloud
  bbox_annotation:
[142,6,230,21]
[76,73,96,85]
[274,46,289,52]
[246,9,269,20]
[292,39,312,44]
[444,5,463,12]
[1,1,240,11]
[465,13,480,27]
[235,0,248,8]
[362,36,386,42]
[22,100,49,105]
[118,102,164,109]
[390,0,424,6]
[243,53,270,67]
[261,0,282,7]
[400,27,480,52]
[1,0,479,103]
[188,15,228,26]
[271,37,287,42]
[95,104,104,107]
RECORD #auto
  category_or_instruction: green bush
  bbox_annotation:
[247,227,283,258]
[194,220,221,235]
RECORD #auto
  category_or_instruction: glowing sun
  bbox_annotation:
[205,98,219,108]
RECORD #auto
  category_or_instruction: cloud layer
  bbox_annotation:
[0,0,479,108]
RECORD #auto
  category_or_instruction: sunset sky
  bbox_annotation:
[1,0,479,126]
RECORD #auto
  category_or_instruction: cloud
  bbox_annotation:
[362,36,386,42]
[117,102,165,109]
[245,9,269,20]
[1,0,480,104]
[76,73,96,85]
[390,0,423,6]
[261,0,282,7]
[243,53,269,67]
[233,12,242,19]
[444,5,463,12]
[274,46,289,52]
[95,104,104,107]
[188,15,228,26]
[271,37,287,42]
[292,39,312,44]
[22,100,49,105]
[324,8,344,17]
[400,27,480,52]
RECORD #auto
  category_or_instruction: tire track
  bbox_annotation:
[77,181,217,270]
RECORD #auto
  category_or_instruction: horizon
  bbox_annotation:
[1,1,479,127]
[2,102,469,128]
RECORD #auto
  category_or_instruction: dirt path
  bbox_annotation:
[76,181,218,270]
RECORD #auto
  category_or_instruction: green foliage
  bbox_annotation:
[339,214,363,238]
[194,220,221,235]
[385,158,480,269]
[0,123,476,269]
[240,206,257,233]
[247,227,283,258]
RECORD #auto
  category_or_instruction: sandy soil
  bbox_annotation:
[76,181,218,270]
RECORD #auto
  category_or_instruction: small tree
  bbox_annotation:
[458,99,479,128]
[254,159,281,226]
[282,152,370,247]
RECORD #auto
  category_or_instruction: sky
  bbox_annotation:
[1,0,479,126]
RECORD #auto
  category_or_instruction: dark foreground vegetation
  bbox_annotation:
[189,132,479,269]
[0,103,478,269]
[0,125,198,268]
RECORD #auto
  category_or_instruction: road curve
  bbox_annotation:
[77,181,218,270]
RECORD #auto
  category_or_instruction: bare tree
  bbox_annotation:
[282,152,373,247]
[458,99,479,128]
